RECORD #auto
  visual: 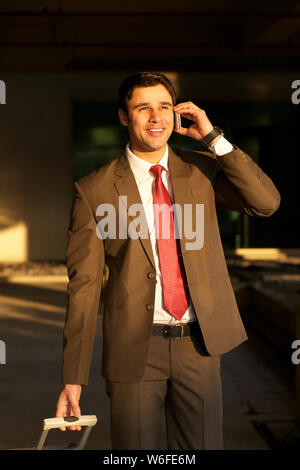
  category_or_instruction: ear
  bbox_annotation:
[118,108,129,127]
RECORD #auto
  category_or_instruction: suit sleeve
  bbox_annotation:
[62,181,105,386]
[214,146,281,216]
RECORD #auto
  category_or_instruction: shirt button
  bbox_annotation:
[146,304,154,311]
[147,272,155,279]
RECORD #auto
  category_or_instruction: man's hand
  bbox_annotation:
[55,384,82,431]
[173,102,219,143]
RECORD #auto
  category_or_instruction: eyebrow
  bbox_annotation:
[133,101,173,109]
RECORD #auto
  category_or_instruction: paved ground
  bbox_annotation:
[0,272,299,450]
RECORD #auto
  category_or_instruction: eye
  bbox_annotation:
[139,106,148,111]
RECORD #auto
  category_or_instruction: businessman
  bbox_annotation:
[55,72,280,449]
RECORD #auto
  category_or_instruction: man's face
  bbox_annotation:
[119,84,174,154]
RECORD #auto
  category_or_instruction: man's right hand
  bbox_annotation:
[55,384,82,431]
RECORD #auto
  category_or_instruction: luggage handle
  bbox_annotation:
[36,415,97,450]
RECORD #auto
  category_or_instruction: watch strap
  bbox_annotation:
[201,127,224,147]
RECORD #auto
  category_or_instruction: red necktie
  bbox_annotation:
[150,164,189,320]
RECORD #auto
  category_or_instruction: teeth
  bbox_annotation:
[149,129,163,132]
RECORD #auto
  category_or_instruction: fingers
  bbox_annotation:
[59,399,81,431]
[55,385,82,431]
[56,414,82,432]
[173,126,189,136]
[173,103,198,134]
[174,101,199,110]
[68,400,82,431]
[56,393,67,431]
[173,102,214,140]
[67,387,82,431]
[174,102,203,117]
[173,102,209,124]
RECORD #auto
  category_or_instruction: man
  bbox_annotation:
[55,72,280,450]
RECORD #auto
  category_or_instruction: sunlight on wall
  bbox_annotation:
[0,219,28,262]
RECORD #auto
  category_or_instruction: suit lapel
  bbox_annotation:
[168,146,193,254]
[168,145,190,200]
[114,151,156,269]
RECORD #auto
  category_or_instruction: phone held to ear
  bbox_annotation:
[174,112,181,130]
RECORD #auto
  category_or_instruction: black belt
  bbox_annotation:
[152,321,200,339]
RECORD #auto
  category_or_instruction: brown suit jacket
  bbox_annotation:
[62,144,280,385]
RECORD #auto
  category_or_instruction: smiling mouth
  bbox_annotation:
[146,128,165,136]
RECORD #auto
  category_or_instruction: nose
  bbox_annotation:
[149,109,162,122]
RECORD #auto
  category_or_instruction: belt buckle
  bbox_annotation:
[178,324,184,339]
[163,324,184,339]
[173,324,184,340]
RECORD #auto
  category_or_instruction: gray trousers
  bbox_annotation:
[105,330,223,450]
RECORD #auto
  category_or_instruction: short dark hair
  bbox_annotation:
[118,72,176,114]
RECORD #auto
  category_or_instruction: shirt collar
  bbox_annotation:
[126,143,169,184]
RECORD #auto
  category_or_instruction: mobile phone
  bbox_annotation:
[174,112,181,130]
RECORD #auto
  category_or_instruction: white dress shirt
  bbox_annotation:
[126,136,234,324]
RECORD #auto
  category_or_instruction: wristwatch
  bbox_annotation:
[201,127,224,147]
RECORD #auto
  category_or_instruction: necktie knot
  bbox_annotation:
[150,164,164,180]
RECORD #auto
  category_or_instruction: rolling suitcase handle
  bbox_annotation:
[36,415,97,450]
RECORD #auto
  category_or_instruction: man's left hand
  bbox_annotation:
[173,102,215,141]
